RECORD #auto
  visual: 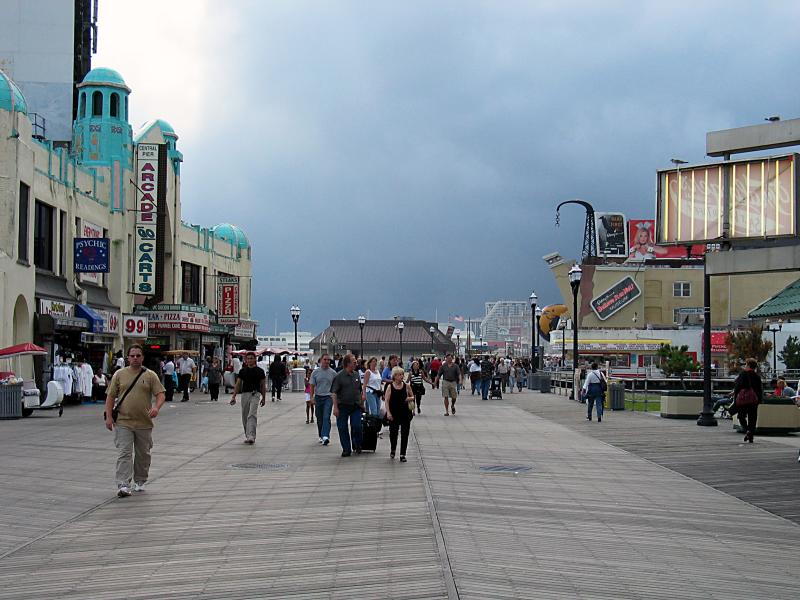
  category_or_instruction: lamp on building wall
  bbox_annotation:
[398,321,405,362]
[290,305,301,352]
[357,315,366,359]
[529,291,537,365]
[766,318,783,375]
[568,265,582,368]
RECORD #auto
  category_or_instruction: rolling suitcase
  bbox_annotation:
[361,412,382,452]
[490,376,503,399]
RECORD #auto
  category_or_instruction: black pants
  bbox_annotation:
[209,383,220,401]
[389,419,411,456]
[164,377,175,402]
[738,405,758,436]
[412,388,424,410]
[179,373,191,400]
[271,377,283,399]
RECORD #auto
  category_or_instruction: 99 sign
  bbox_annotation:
[122,315,148,338]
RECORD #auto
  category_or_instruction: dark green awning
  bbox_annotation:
[748,278,800,319]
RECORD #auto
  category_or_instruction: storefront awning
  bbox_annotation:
[35,273,74,303]
[76,304,105,334]
[36,314,88,334]
[85,285,119,310]
[559,339,671,352]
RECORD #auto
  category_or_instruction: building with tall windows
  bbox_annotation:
[0,66,255,389]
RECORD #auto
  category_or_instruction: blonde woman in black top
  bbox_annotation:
[386,366,415,461]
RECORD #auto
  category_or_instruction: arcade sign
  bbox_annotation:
[591,276,641,321]
[134,144,160,295]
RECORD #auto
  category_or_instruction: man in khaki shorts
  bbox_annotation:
[435,354,462,416]
[104,344,166,497]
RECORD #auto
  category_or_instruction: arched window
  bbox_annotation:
[91,91,103,117]
[78,92,86,118]
[110,93,119,118]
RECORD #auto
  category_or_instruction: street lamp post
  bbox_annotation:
[429,326,436,355]
[766,318,783,375]
[568,264,582,399]
[454,329,461,357]
[398,321,405,363]
[535,306,542,369]
[529,292,537,367]
[357,315,366,360]
[466,319,471,358]
[561,320,568,367]
[290,305,301,352]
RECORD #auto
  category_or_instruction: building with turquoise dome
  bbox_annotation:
[0,66,256,393]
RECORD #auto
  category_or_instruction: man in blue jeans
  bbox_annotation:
[309,354,337,446]
[331,354,363,457]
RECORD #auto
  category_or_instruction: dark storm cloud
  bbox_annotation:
[178,0,800,333]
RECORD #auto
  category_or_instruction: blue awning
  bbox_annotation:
[76,304,105,334]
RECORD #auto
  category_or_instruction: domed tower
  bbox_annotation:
[72,67,133,169]
[0,69,28,116]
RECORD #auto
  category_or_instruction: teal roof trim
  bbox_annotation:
[133,118,178,143]
[80,67,129,90]
[748,278,800,318]
[211,223,250,249]
[0,70,28,114]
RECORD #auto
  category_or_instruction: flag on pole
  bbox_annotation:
[452,315,464,322]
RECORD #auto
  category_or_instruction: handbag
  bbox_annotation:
[735,387,759,408]
[104,368,146,422]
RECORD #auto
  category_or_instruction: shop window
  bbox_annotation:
[110,93,119,118]
[673,282,691,297]
[182,261,201,304]
[92,91,103,117]
[640,354,662,368]
[17,182,29,262]
[33,201,54,271]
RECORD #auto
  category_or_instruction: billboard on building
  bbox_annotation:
[595,213,627,257]
[133,144,160,295]
[626,219,704,261]
[657,154,797,244]
[590,276,641,320]
[216,276,240,325]
[78,220,105,282]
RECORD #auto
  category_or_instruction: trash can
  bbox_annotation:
[539,374,551,393]
[529,373,541,391]
[0,383,23,419]
[291,368,306,392]
[609,382,625,410]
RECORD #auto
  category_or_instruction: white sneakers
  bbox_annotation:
[117,486,131,498]
[318,437,324,444]
[323,437,330,446]
[132,482,145,492]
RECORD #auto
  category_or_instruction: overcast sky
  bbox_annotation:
[96,1,800,334]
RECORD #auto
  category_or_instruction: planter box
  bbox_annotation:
[660,390,703,419]
[733,396,800,434]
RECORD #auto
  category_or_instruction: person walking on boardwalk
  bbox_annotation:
[479,355,494,400]
[268,355,287,401]
[206,357,223,401]
[582,362,607,422]
[386,366,415,461]
[162,355,175,402]
[177,352,195,401]
[381,355,400,384]
[732,358,763,443]
[407,360,431,414]
[229,352,267,444]
[469,357,481,395]
[496,356,509,393]
[435,353,462,416]
[104,344,166,498]
[310,354,337,445]
[361,357,384,416]
[331,354,363,457]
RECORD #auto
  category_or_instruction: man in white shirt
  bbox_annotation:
[582,362,606,422]
[177,353,196,402]
[162,357,175,402]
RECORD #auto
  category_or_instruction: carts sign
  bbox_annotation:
[216,276,240,325]
[134,144,159,295]
[591,276,641,320]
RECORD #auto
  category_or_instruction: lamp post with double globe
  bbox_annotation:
[290,305,301,352]
[429,326,436,355]
[357,315,366,359]
[766,318,783,375]
[529,292,537,367]
[398,321,405,363]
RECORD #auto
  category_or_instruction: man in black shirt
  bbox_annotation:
[331,354,363,456]
[268,356,287,401]
[230,352,267,444]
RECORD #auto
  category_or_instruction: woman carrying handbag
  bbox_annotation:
[732,358,763,443]
[385,367,415,462]
[407,360,431,414]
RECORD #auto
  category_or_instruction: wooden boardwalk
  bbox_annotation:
[0,390,799,598]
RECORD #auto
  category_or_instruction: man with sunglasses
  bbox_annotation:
[105,344,166,498]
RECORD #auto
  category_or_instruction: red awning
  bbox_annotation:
[0,343,47,358]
